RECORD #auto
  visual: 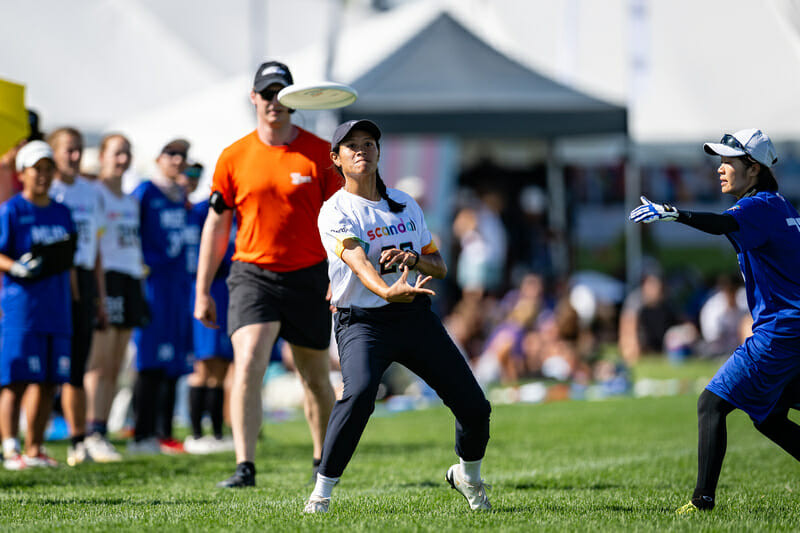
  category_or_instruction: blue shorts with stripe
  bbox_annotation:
[191,277,233,361]
[0,330,71,386]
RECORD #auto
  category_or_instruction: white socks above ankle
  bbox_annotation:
[311,474,339,499]
[460,458,482,483]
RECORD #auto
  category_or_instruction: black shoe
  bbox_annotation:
[217,462,255,488]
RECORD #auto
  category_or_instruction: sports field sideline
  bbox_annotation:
[1,390,799,532]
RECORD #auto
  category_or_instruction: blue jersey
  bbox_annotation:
[725,191,800,340]
[185,200,235,280]
[0,194,75,334]
[707,191,800,423]
[131,181,187,271]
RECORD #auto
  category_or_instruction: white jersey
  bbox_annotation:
[49,176,103,269]
[318,187,436,309]
[97,183,144,278]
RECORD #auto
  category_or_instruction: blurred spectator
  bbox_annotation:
[473,298,540,387]
[452,188,508,298]
[129,139,191,455]
[47,126,107,466]
[180,162,235,455]
[619,269,697,365]
[1,141,75,469]
[84,133,147,463]
[696,273,749,358]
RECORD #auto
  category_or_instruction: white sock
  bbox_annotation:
[311,474,339,499]
[2,438,20,456]
[460,458,482,483]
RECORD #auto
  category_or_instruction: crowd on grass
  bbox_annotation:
[0,110,760,470]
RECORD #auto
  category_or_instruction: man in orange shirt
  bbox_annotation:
[194,61,338,488]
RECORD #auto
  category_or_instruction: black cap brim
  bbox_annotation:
[331,119,381,148]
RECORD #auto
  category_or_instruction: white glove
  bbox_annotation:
[629,195,679,224]
[8,253,42,279]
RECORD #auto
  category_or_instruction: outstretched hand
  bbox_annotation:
[629,195,679,224]
[383,265,435,303]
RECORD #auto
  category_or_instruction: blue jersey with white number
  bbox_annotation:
[184,200,235,279]
[725,191,800,339]
[132,181,186,271]
[0,194,75,334]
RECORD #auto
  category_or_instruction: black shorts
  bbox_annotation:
[104,271,150,329]
[227,260,331,350]
[70,268,97,386]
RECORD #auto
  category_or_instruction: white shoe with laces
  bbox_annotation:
[85,433,122,462]
[3,451,26,471]
[446,463,491,510]
[303,496,330,513]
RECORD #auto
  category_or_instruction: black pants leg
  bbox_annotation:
[694,389,734,499]
[318,319,391,478]
[753,381,800,461]
[398,310,490,461]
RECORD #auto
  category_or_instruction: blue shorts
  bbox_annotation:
[706,329,800,424]
[134,270,191,377]
[192,277,233,361]
[0,330,71,386]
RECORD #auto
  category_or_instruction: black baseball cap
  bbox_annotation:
[253,61,293,92]
[330,119,381,149]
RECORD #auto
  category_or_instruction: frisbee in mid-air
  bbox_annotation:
[278,82,358,110]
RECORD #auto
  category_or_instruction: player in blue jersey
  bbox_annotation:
[129,139,191,455]
[180,163,235,454]
[630,128,800,513]
[0,141,76,469]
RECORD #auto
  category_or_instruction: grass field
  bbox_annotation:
[2,392,799,532]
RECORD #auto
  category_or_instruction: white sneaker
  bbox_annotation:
[3,450,26,471]
[184,436,215,455]
[446,464,491,510]
[67,441,93,466]
[127,437,161,455]
[211,436,235,453]
[303,496,330,513]
[85,433,122,463]
[23,451,59,468]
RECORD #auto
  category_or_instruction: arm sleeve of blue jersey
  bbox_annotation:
[726,197,769,251]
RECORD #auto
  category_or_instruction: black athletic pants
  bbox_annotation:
[318,298,491,479]
[695,384,800,500]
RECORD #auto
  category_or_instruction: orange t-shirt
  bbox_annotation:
[212,128,342,272]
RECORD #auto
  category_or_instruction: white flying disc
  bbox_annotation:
[278,81,358,110]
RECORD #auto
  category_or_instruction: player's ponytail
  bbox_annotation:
[376,170,405,213]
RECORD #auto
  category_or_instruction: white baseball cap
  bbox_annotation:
[15,140,54,172]
[703,128,778,168]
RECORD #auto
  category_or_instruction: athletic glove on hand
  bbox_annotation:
[9,253,43,279]
[629,195,679,223]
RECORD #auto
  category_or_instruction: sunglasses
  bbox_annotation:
[163,149,187,158]
[259,88,281,101]
[720,133,747,153]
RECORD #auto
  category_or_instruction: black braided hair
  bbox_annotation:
[376,170,406,213]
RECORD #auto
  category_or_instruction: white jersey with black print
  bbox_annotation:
[49,175,104,269]
[318,187,437,309]
[97,183,144,278]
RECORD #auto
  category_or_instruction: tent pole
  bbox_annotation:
[624,141,642,290]
[546,141,569,277]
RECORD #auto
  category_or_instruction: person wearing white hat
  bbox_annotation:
[0,140,77,469]
[630,129,800,514]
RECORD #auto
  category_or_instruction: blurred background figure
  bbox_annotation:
[84,133,147,463]
[47,126,107,466]
[180,162,235,454]
[129,139,191,455]
[696,273,749,358]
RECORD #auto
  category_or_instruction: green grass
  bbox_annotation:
[2,395,799,531]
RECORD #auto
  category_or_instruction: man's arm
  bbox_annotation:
[194,208,233,328]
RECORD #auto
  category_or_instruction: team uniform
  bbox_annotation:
[96,183,147,328]
[706,191,800,422]
[49,176,103,387]
[131,181,190,376]
[212,128,341,347]
[316,187,491,479]
[0,194,75,386]
[185,199,233,361]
